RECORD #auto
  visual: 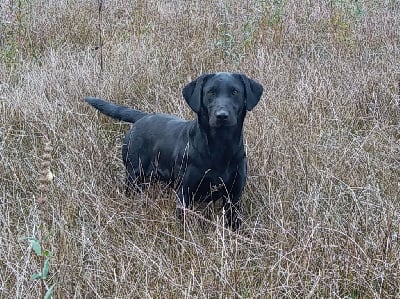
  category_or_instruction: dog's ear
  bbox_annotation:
[182,74,213,113]
[240,74,264,111]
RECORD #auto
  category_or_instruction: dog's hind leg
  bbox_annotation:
[125,170,135,197]
[124,165,144,196]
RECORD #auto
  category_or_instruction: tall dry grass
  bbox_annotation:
[1,0,399,298]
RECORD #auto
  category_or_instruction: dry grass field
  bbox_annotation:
[1,0,400,298]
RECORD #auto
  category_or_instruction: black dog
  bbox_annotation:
[85,72,263,230]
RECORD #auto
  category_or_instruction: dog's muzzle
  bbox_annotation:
[211,109,236,127]
[216,110,229,121]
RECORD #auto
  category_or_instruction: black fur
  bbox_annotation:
[84,72,263,230]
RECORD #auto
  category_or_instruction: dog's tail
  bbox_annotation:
[84,97,148,123]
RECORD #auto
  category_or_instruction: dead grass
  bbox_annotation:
[1,0,399,298]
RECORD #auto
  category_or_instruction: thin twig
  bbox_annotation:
[97,0,103,74]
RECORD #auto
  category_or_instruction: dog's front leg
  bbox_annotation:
[224,197,242,231]
[175,187,191,223]
[224,164,246,231]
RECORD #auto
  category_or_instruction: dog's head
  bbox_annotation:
[182,72,263,128]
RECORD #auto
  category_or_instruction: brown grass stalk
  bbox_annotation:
[0,0,399,297]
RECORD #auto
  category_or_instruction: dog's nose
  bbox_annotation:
[216,110,229,121]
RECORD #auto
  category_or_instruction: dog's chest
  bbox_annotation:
[194,168,236,201]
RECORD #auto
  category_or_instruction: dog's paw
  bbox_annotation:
[175,207,184,222]
[227,216,241,231]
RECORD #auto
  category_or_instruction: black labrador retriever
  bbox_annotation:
[85,72,263,230]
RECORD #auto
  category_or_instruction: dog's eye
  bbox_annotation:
[207,90,216,96]
[231,89,238,95]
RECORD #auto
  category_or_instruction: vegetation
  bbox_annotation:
[1,0,399,297]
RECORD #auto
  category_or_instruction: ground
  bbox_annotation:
[0,0,399,298]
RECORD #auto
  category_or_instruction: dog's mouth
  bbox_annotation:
[210,118,237,128]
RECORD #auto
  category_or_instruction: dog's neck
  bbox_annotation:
[210,128,244,165]
[192,118,245,170]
